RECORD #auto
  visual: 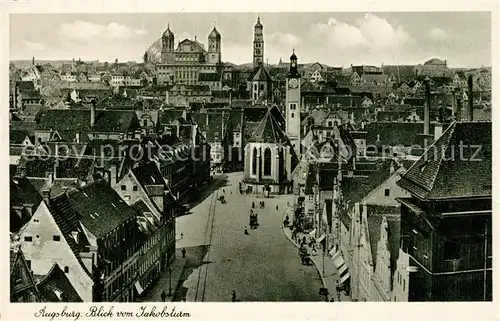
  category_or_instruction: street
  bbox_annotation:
[175,172,324,302]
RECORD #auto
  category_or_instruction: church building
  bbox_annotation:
[247,17,273,105]
[242,52,301,195]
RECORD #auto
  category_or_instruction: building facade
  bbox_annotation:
[157,25,222,85]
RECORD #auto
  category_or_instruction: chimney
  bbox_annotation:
[451,92,456,119]
[390,162,395,175]
[41,188,50,205]
[90,99,96,127]
[434,123,443,141]
[45,171,54,185]
[195,36,197,41]
[456,98,463,121]
[424,80,431,135]
[468,75,474,121]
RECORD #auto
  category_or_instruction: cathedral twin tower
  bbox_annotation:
[160,17,265,68]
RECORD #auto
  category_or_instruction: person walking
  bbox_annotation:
[232,290,237,302]
[161,290,167,302]
[244,226,249,235]
[182,248,186,259]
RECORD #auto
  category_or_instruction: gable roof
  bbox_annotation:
[36,109,139,134]
[398,121,492,200]
[341,159,395,205]
[364,204,400,271]
[37,263,83,302]
[248,65,272,82]
[247,110,288,144]
[67,180,137,238]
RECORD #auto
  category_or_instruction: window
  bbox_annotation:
[290,103,296,110]
[252,148,258,175]
[53,235,60,241]
[24,236,32,242]
[121,185,127,191]
[291,113,295,118]
[133,185,138,191]
[403,279,406,291]
[443,240,461,260]
[384,189,390,197]
[263,148,272,176]
[64,266,69,273]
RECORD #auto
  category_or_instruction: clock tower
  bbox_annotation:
[253,17,264,68]
[285,50,301,156]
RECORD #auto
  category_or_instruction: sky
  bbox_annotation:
[9,12,491,67]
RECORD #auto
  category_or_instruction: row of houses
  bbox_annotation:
[292,115,492,301]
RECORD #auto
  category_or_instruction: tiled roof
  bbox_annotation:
[198,73,222,82]
[365,121,437,147]
[365,204,400,271]
[398,121,492,200]
[10,130,30,145]
[268,105,286,131]
[247,110,288,144]
[67,180,137,238]
[248,65,272,82]
[341,159,394,205]
[37,263,83,302]
[10,176,43,206]
[37,109,139,134]
[16,81,35,91]
[18,156,94,181]
[48,194,90,275]
[132,161,165,189]
[158,110,188,126]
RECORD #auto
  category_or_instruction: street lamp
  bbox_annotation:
[167,266,172,296]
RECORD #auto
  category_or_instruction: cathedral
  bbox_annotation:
[242,51,302,195]
[156,24,222,85]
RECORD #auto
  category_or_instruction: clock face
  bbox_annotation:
[289,78,298,88]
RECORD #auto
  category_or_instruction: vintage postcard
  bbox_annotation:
[1,0,498,320]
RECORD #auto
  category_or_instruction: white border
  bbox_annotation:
[1,1,499,320]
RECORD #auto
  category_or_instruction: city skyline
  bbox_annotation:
[10,12,491,68]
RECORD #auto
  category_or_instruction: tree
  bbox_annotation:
[143,51,149,63]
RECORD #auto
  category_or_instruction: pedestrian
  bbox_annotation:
[244,226,249,235]
[276,205,279,211]
[182,295,186,302]
[223,189,225,194]
[182,248,186,259]
[252,201,255,209]
[161,290,166,302]
[231,290,236,302]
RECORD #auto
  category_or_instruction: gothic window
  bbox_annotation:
[263,148,272,176]
[252,147,257,175]
[278,148,285,180]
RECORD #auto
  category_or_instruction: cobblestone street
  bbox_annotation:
[174,172,324,302]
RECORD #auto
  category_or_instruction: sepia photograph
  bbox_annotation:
[5,6,494,311]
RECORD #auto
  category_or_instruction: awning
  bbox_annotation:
[340,272,350,284]
[316,234,326,244]
[331,251,346,270]
[134,281,144,295]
